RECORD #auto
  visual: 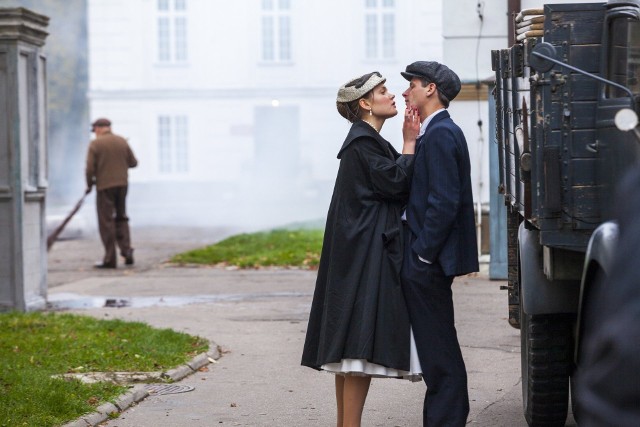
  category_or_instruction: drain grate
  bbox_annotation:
[144,384,195,395]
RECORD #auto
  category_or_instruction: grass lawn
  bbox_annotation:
[0,312,208,427]
[171,227,324,269]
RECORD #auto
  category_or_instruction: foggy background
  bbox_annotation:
[2,1,596,241]
[0,0,447,234]
[0,0,88,204]
[1,0,599,241]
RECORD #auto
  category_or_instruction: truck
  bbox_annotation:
[491,1,640,425]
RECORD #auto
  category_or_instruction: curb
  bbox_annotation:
[60,346,221,427]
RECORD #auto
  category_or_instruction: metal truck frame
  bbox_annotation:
[491,1,640,425]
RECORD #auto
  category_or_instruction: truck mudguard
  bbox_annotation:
[580,221,619,285]
[519,222,581,315]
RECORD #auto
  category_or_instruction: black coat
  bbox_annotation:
[301,120,414,371]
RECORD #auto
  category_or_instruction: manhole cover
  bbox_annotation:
[144,384,195,395]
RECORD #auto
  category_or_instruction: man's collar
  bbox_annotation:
[418,108,446,137]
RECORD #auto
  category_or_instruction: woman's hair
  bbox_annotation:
[336,90,374,123]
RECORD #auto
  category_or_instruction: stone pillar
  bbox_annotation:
[0,8,49,311]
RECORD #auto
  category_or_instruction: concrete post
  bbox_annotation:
[0,8,49,311]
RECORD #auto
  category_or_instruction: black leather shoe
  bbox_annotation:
[124,249,134,266]
[94,261,116,269]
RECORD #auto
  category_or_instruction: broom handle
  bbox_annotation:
[46,193,87,251]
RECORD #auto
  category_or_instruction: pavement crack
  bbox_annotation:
[462,344,519,355]
[468,378,522,424]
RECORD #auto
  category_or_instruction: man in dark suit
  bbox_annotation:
[400,61,479,426]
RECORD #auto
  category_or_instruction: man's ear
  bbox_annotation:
[427,82,437,97]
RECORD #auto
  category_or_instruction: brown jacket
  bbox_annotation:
[85,131,138,191]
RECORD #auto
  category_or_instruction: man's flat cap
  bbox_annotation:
[401,61,461,101]
[91,118,111,127]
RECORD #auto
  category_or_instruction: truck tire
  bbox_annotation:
[521,308,573,426]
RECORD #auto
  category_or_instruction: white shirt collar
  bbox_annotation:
[418,108,446,138]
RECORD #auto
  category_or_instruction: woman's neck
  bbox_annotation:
[362,117,383,133]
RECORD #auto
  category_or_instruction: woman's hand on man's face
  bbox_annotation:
[403,106,421,144]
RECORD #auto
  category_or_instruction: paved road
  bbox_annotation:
[47,227,576,426]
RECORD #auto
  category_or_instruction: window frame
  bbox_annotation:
[156,0,189,65]
[364,0,396,61]
[260,0,293,64]
[157,114,190,174]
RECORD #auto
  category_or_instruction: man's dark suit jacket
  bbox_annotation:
[405,110,479,277]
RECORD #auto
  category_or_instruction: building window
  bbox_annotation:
[158,115,189,173]
[365,0,395,60]
[157,0,188,63]
[261,0,291,62]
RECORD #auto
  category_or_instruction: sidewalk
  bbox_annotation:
[48,227,357,426]
[46,226,552,426]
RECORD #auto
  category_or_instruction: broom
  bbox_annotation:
[47,193,88,251]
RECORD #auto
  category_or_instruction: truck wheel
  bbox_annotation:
[521,308,573,426]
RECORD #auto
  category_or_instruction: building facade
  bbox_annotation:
[88,0,499,229]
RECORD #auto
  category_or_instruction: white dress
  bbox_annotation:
[320,327,423,382]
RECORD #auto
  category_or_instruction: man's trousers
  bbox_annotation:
[96,186,132,266]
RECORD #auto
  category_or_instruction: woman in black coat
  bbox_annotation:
[301,71,421,426]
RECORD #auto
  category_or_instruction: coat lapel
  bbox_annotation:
[416,110,450,154]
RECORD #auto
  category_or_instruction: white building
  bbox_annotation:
[88,0,505,230]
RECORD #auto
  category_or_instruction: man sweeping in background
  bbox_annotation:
[85,118,137,269]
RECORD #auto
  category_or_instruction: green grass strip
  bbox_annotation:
[171,228,324,268]
[0,312,208,427]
